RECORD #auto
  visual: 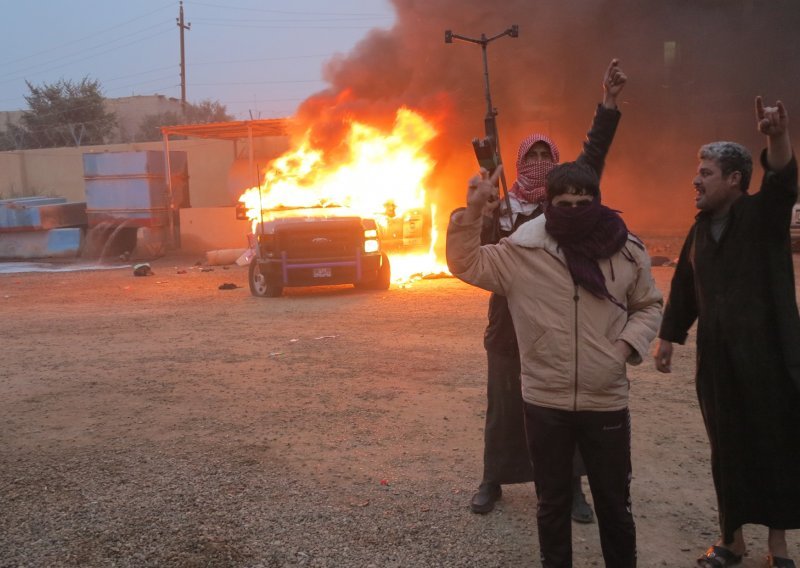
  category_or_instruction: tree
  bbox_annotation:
[18,77,116,148]
[136,99,233,141]
[0,118,26,151]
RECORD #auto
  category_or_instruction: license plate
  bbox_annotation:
[313,267,332,278]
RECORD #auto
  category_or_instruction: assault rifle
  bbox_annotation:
[445,25,518,224]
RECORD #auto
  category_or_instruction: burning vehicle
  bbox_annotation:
[236,202,390,297]
[236,108,447,297]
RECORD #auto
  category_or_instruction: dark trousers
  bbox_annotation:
[524,403,636,568]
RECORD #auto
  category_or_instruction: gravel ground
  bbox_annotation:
[1,251,799,567]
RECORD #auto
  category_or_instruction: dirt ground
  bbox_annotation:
[1,244,799,567]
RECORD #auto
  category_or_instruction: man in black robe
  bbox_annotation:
[655,97,800,568]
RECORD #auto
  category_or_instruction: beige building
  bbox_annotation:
[2,94,187,145]
[111,95,184,143]
[0,115,291,254]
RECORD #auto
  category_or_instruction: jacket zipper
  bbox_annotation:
[573,284,579,411]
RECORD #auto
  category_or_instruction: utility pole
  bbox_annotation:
[177,1,191,114]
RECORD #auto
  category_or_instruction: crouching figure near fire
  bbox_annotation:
[655,97,800,568]
[446,160,663,566]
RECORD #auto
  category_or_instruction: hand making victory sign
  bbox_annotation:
[463,165,503,222]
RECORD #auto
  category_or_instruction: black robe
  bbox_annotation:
[659,151,800,542]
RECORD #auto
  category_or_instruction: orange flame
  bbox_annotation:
[238,108,450,284]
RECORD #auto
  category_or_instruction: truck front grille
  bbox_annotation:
[272,219,362,259]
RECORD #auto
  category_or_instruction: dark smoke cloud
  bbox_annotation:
[294,0,800,237]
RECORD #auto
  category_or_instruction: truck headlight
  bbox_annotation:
[364,239,379,253]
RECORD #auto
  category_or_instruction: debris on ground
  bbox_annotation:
[650,255,676,267]
[132,263,154,276]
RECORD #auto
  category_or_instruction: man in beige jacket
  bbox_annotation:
[446,161,662,567]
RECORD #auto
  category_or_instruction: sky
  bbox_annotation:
[0,0,396,119]
[4,0,799,234]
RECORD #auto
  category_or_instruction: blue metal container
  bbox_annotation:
[0,228,83,259]
[0,197,87,233]
[82,151,188,228]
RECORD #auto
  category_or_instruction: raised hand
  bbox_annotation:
[755,96,788,138]
[463,166,502,222]
[602,59,627,108]
[604,59,627,95]
[756,96,792,170]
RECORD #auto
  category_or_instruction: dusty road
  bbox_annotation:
[1,251,799,567]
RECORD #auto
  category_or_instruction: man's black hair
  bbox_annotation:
[545,161,600,201]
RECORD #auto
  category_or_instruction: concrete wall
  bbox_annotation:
[0,152,26,196]
[0,135,290,208]
[0,134,291,254]
[179,207,251,254]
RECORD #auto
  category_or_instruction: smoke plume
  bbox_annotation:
[293,0,800,236]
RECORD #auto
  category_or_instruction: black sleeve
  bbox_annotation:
[575,104,621,181]
[755,151,798,242]
[658,227,698,344]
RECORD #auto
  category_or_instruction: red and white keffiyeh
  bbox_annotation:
[510,133,560,205]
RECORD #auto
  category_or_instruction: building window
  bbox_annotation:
[664,41,678,67]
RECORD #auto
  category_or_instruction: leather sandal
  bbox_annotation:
[697,545,743,567]
[766,555,797,568]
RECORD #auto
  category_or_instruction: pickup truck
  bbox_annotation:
[237,204,390,297]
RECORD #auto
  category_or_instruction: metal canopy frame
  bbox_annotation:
[159,118,290,247]
[160,118,289,141]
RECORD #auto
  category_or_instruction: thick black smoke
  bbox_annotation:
[295,0,800,236]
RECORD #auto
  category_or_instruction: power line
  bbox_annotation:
[188,1,391,17]
[0,24,175,86]
[105,76,180,93]
[0,2,175,68]
[192,22,387,30]
[190,16,392,24]
[187,54,330,66]
[189,79,324,86]
[103,65,177,84]
[221,96,307,103]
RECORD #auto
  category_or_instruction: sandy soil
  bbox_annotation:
[1,247,798,567]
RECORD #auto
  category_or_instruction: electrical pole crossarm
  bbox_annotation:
[444,25,518,46]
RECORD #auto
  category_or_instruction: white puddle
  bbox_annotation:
[0,262,131,274]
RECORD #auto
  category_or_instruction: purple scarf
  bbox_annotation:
[544,199,629,308]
